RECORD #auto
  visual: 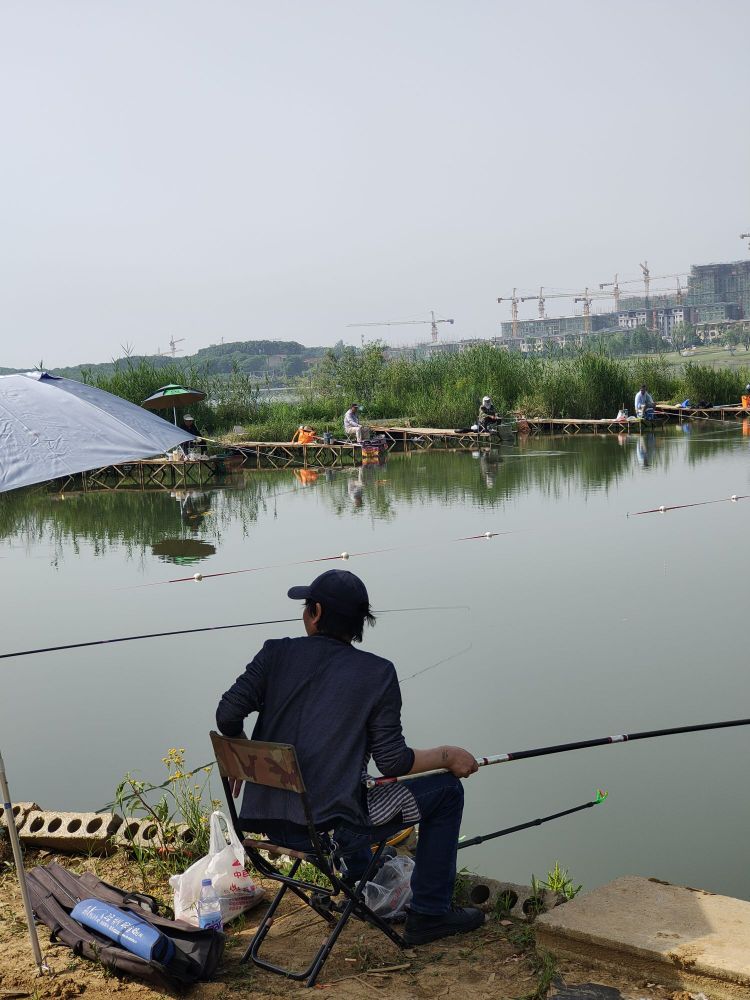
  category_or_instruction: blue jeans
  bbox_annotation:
[248,773,464,915]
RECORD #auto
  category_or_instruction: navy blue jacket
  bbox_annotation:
[216,635,415,827]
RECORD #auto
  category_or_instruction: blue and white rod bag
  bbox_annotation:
[71,899,175,965]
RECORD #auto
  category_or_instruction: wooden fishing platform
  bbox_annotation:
[228,440,380,470]
[655,403,748,422]
[50,455,227,492]
[523,415,668,435]
[371,426,517,449]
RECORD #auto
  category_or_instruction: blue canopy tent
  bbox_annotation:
[0,372,195,493]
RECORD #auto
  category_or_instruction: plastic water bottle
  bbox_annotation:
[197,878,223,932]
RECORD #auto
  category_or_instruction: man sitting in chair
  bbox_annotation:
[477,396,501,433]
[216,569,484,946]
[343,403,368,444]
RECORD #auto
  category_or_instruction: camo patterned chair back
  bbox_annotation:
[210,733,306,794]
[208,730,405,987]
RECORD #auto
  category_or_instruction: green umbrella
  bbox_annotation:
[142,384,207,424]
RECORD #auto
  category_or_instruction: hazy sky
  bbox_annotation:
[2,1,749,367]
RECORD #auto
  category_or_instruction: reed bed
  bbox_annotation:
[79,347,750,440]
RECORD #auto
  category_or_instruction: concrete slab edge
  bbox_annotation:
[536,924,750,1000]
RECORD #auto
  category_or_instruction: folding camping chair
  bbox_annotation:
[209,732,405,988]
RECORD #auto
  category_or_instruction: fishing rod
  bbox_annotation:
[366,717,750,788]
[138,531,502,587]
[0,606,468,661]
[629,493,749,516]
[457,789,608,850]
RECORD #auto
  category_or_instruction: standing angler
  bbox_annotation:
[215,569,485,945]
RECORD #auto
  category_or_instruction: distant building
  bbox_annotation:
[384,337,489,360]
[687,260,750,318]
[617,310,648,330]
[500,312,623,352]
[497,258,750,351]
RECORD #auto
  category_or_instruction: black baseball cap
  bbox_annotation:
[288,569,370,614]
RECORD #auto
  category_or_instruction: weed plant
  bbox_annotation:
[114,748,220,881]
[538,860,582,901]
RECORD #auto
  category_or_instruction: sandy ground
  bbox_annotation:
[0,848,711,1000]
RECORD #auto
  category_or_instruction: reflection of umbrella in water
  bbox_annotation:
[152,538,216,565]
[142,384,207,425]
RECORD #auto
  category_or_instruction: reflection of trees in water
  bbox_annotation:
[1,429,740,562]
[313,428,742,509]
[0,476,288,565]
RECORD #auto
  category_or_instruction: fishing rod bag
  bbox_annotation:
[26,862,224,990]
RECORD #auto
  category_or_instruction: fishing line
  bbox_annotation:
[366,716,750,788]
[628,493,750,516]
[0,606,470,661]
[126,531,507,589]
[457,789,608,850]
[399,643,473,684]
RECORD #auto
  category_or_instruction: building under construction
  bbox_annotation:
[500,258,750,351]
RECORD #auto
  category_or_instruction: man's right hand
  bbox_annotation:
[409,745,479,778]
[442,746,479,778]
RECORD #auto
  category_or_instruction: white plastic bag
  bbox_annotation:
[169,811,264,925]
[363,855,414,920]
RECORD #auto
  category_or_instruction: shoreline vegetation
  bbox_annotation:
[0,752,586,1000]
[79,344,750,441]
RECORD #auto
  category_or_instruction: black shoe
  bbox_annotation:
[403,905,485,945]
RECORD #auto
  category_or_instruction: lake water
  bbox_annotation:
[2,425,749,899]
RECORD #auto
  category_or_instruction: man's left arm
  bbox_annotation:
[216,644,271,737]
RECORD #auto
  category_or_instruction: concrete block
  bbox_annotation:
[21,810,122,855]
[536,875,750,1000]
[114,818,198,855]
[0,802,40,833]
[113,817,151,850]
[460,873,559,920]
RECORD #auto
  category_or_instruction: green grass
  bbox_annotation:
[650,343,750,372]
[80,345,750,442]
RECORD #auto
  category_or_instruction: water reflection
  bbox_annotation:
[175,490,213,530]
[151,538,217,565]
[3,422,750,901]
[635,433,656,468]
[0,427,744,562]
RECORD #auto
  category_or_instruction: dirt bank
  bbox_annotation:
[0,849,708,1000]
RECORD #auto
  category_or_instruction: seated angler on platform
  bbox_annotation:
[477,396,501,432]
[634,385,655,419]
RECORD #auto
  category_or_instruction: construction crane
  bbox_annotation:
[502,287,610,337]
[497,288,519,337]
[640,261,650,306]
[598,274,621,311]
[347,310,454,344]
[600,270,688,305]
[155,337,186,357]
[498,288,567,332]
[574,288,595,334]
